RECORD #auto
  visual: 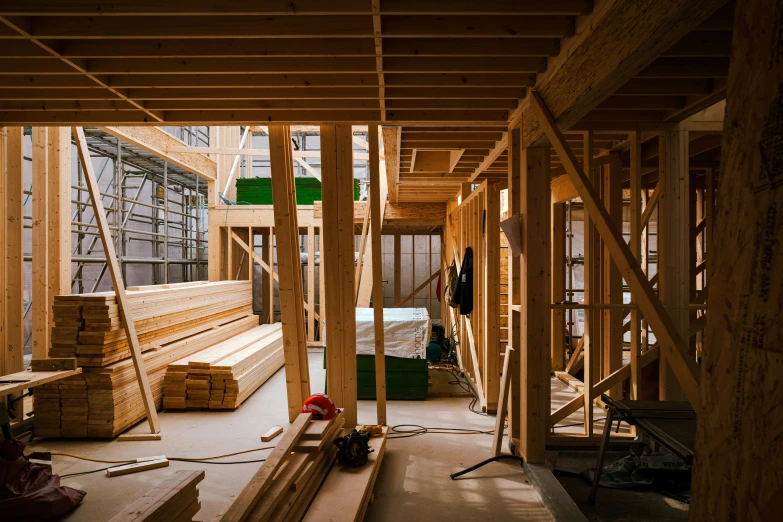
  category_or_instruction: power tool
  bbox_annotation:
[334,429,374,467]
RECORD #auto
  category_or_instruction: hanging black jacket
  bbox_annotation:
[451,247,474,315]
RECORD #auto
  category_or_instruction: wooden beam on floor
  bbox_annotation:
[529,91,700,409]
[321,124,358,428]
[368,125,387,426]
[73,126,161,436]
[268,125,311,423]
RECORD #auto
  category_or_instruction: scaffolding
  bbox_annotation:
[21,126,209,355]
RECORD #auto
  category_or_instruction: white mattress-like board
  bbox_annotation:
[355,307,430,359]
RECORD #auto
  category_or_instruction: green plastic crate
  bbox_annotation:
[235,177,359,206]
[323,352,428,401]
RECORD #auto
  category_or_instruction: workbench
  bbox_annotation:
[589,396,696,504]
[0,368,82,439]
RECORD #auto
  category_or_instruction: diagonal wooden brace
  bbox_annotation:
[529,91,700,409]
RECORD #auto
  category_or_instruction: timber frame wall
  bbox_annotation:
[1,2,781,518]
[444,181,501,412]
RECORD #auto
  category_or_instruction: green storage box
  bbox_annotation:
[235,177,359,206]
[323,352,428,401]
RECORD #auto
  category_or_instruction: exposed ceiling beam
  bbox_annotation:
[468,133,508,182]
[0,16,162,122]
[508,0,730,148]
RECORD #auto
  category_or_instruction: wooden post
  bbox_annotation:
[0,127,5,376]
[32,128,49,360]
[5,127,23,382]
[603,155,623,397]
[692,1,782,518]
[49,128,72,327]
[307,226,316,343]
[551,202,566,371]
[582,131,597,436]
[658,130,690,401]
[73,127,161,437]
[320,125,358,428]
[519,145,551,463]
[268,125,310,422]
[393,233,401,306]
[368,126,387,425]
[318,227,325,341]
[506,125,522,448]
[629,132,642,400]
[485,182,501,412]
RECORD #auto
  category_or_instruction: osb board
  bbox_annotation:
[690,2,783,520]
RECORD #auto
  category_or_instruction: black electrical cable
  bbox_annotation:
[450,455,525,479]
[388,424,493,440]
[442,367,489,417]
[169,458,267,465]
[60,465,128,479]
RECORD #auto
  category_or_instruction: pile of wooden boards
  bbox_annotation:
[35,282,259,438]
[50,281,252,367]
[303,426,388,522]
[108,470,204,522]
[216,412,388,522]
[163,324,284,410]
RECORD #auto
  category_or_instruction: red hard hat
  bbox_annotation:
[302,393,337,420]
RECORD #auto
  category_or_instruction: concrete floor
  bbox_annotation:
[27,351,553,522]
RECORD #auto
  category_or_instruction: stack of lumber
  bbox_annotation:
[50,280,252,367]
[216,412,348,522]
[303,426,388,522]
[163,324,284,410]
[108,470,204,522]
[35,289,258,438]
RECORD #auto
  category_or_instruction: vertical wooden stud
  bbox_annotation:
[582,131,596,436]
[485,182,501,412]
[368,126,387,425]
[307,226,315,343]
[603,155,624,397]
[49,127,72,321]
[321,125,358,428]
[32,128,50,360]
[5,127,24,380]
[629,132,642,400]
[519,145,551,463]
[551,202,566,371]
[506,125,522,447]
[269,126,310,422]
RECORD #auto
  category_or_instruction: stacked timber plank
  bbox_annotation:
[163,324,284,410]
[303,426,388,522]
[108,470,204,522]
[50,281,252,367]
[216,412,348,522]
[35,282,259,439]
